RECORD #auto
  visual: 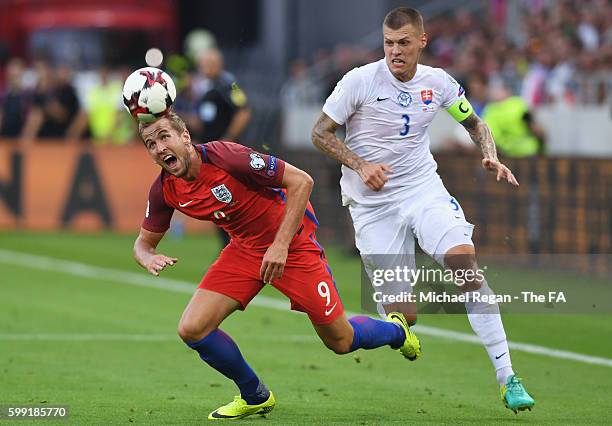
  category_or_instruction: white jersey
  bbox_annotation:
[323,59,466,206]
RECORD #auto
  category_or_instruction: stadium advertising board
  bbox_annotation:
[0,142,211,233]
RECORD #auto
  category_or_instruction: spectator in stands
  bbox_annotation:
[483,83,546,158]
[0,58,30,138]
[465,73,489,117]
[20,63,80,143]
[282,0,611,108]
[172,71,202,132]
[280,59,323,106]
[68,65,133,144]
[547,35,579,104]
[190,48,251,144]
[577,10,600,51]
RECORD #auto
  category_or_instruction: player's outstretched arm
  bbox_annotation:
[260,164,313,283]
[460,112,519,187]
[311,113,391,191]
[134,228,178,276]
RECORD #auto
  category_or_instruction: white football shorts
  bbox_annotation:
[349,175,474,312]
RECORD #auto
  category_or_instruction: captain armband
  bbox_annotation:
[446,97,473,123]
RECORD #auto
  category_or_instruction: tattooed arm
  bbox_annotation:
[311,112,391,191]
[461,112,519,187]
[461,113,498,161]
[311,113,365,170]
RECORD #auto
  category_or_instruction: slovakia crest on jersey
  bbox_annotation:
[212,184,232,204]
[421,89,433,105]
[397,91,412,107]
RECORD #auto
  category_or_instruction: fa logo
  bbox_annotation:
[211,184,232,203]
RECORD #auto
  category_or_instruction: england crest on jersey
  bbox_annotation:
[212,184,232,203]
[397,91,412,107]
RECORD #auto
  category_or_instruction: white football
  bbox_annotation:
[122,67,177,122]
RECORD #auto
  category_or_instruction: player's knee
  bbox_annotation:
[322,334,352,355]
[177,319,213,343]
[444,246,481,291]
[444,249,477,270]
[326,340,352,355]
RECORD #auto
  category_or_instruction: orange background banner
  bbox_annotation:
[0,142,212,233]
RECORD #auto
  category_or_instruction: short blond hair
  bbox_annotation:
[137,111,187,141]
[383,7,424,33]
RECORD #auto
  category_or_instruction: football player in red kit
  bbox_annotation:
[133,112,420,420]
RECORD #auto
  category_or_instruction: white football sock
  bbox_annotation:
[464,280,515,386]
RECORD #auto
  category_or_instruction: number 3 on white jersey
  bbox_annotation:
[400,114,410,136]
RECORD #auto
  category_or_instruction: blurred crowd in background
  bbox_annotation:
[0,0,610,151]
[0,58,135,144]
[282,0,612,108]
[0,43,253,146]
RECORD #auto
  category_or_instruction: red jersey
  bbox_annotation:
[142,141,318,251]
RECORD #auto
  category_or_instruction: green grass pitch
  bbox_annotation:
[1,231,611,424]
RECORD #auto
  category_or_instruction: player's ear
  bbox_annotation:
[420,32,428,49]
[182,129,191,144]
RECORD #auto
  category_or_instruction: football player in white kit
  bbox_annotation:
[311,7,535,413]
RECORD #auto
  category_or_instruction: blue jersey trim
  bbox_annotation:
[304,208,319,227]
[269,188,287,205]
[308,233,340,293]
[270,188,318,228]
[198,144,209,163]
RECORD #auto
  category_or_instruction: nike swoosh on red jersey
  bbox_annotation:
[179,200,194,208]
[324,302,338,316]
